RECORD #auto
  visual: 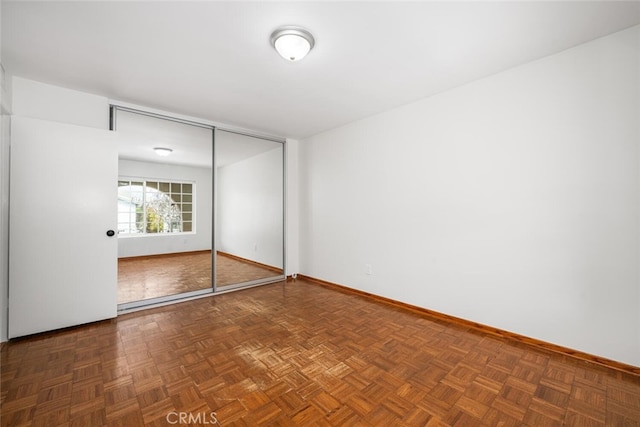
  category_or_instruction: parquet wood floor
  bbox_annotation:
[215,253,282,288]
[2,279,639,426]
[118,252,281,304]
[118,251,212,304]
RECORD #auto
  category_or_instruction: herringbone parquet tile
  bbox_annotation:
[2,279,639,426]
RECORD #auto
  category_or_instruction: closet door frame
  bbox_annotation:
[111,105,286,313]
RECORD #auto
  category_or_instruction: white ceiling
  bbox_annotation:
[2,1,640,140]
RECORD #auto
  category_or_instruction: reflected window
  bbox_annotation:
[118,179,194,235]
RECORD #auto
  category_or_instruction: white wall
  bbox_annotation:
[11,77,109,129]
[217,147,283,269]
[118,159,212,258]
[299,26,640,366]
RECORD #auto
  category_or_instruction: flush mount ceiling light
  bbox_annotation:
[154,147,173,157]
[270,26,315,62]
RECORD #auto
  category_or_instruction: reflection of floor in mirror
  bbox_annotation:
[216,251,283,287]
[117,250,282,304]
[118,251,212,304]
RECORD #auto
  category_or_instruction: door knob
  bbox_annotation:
[106,230,115,237]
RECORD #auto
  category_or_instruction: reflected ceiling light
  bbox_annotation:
[154,147,173,157]
[270,26,315,62]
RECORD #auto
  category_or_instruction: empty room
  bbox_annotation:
[1,1,639,426]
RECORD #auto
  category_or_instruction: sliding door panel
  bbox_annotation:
[215,130,284,289]
[113,108,213,307]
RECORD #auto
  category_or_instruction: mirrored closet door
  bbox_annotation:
[113,108,214,308]
[214,129,285,290]
[112,107,285,311]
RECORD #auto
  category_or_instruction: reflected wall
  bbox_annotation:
[215,130,284,288]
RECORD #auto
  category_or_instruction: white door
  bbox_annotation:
[9,116,118,338]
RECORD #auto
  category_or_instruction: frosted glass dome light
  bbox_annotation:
[270,26,315,62]
[154,147,173,157]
